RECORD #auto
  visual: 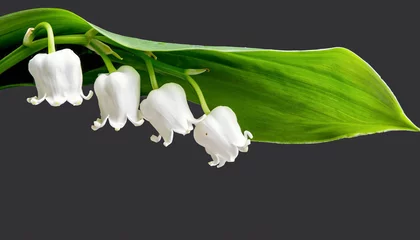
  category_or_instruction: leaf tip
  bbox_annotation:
[404,120,420,132]
[394,113,420,133]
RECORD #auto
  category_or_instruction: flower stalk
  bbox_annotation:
[140,82,206,146]
[5,28,211,114]
[0,35,89,75]
[184,75,211,114]
[131,51,211,114]
[145,60,158,90]
[89,39,117,73]
[139,54,159,89]
[23,22,56,53]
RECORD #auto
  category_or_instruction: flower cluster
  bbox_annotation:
[24,24,253,168]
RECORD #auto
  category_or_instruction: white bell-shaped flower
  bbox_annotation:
[27,48,93,106]
[193,106,253,168]
[140,82,206,147]
[91,65,144,131]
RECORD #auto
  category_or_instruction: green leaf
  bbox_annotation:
[0,8,418,144]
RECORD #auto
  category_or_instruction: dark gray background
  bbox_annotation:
[1,1,419,239]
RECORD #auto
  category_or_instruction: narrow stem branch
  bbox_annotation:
[89,40,117,73]
[185,75,211,114]
[119,50,212,114]
[140,54,158,89]
[23,22,56,53]
[145,60,158,89]
[0,35,88,75]
[2,33,211,115]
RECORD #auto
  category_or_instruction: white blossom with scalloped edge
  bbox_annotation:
[140,82,206,147]
[27,48,93,107]
[91,65,144,131]
[193,106,253,168]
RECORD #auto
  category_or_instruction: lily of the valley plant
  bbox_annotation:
[0,8,419,168]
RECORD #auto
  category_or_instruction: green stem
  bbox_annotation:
[184,75,211,114]
[0,35,88,75]
[150,61,211,114]
[23,22,56,53]
[1,33,210,114]
[139,54,158,89]
[116,50,212,114]
[89,41,117,73]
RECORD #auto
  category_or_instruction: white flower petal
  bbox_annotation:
[209,106,250,148]
[127,111,145,126]
[27,93,47,105]
[27,48,92,107]
[92,66,143,131]
[189,114,207,125]
[140,83,200,145]
[81,90,94,100]
[208,153,220,167]
[193,106,252,168]
[28,54,48,100]
[158,83,197,128]
[91,117,109,131]
[148,117,174,147]
[93,73,111,121]
[67,95,84,106]
[150,134,162,143]
[46,95,67,107]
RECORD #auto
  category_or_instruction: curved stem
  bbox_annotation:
[89,41,117,73]
[185,75,211,114]
[0,35,88,75]
[145,60,158,89]
[139,54,158,89]
[116,50,212,114]
[23,22,56,53]
[2,33,210,114]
